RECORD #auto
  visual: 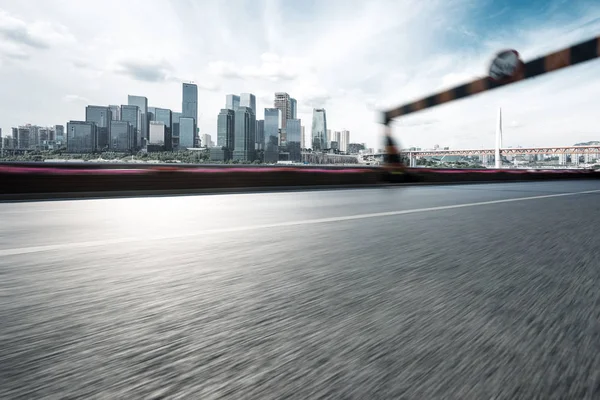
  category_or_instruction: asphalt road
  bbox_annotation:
[2,180,600,399]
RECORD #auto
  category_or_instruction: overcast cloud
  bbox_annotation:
[0,0,599,149]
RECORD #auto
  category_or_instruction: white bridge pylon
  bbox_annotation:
[495,107,503,168]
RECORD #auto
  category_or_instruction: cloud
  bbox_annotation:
[300,91,332,110]
[0,9,49,49]
[0,41,29,61]
[0,8,73,49]
[208,53,303,81]
[63,94,90,103]
[0,0,600,150]
[72,60,90,69]
[113,58,174,83]
[193,81,221,92]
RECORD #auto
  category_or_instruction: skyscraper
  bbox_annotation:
[148,121,166,152]
[110,120,133,151]
[311,108,327,151]
[226,94,240,111]
[171,111,182,149]
[179,117,195,149]
[182,83,198,122]
[240,93,256,115]
[14,126,30,149]
[286,119,301,162]
[233,106,256,162]
[128,95,147,113]
[290,98,297,119]
[264,108,281,163]
[67,121,97,153]
[147,106,156,123]
[153,108,170,127]
[55,125,65,143]
[255,120,265,151]
[154,108,172,151]
[85,105,112,151]
[274,92,292,130]
[301,125,305,149]
[149,121,166,145]
[332,131,341,147]
[120,105,139,147]
[109,105,121,121]
[217,109,235,148]
[128,95,148,147]
[38,127,51,143]
[340,130,350,153]
[201,134,212,148]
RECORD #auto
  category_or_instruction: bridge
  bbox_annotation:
[406,145,600,157]
[400,145,600,167]
[366,145,600,159]
[362,145,600,167]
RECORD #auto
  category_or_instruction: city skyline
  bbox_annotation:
[0,1,599,150]
[4,83,358,154]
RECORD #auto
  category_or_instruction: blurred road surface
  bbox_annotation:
[2,180,600,399]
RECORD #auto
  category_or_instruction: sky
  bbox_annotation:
[0,0,599,150]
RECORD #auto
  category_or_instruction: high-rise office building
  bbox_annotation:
[67,121,97,153]
[301,125,305,149]
[286,119,302,162]
[256,120,265,151]
[110,120,133,151]
[264,108,280,163]
[179,117,195,149]
[213,108,235,162]
[233,106,255,162]
[128,96,148,113]
[340,130,350,153]
[154,108,172,151]
[311,108,327,151]
[290,98,297,119]
[149,121,166,148]
[171,111,182,149]
[240,93,256,115]
[55,125,65,144]
[147,106,156,124]
[182,83,198,122]
[85,105,111,151]
[120,105,139,148]
[14,125,38,149]
[39,127,52,142]
[109,105,121,121]
[128,95,148,147]
[9,128,16,146]
[153,108,171,128]
[217,108,235,149]
[226,94,240,111]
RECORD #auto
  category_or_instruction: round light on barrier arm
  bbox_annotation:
[489,49,524,82]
